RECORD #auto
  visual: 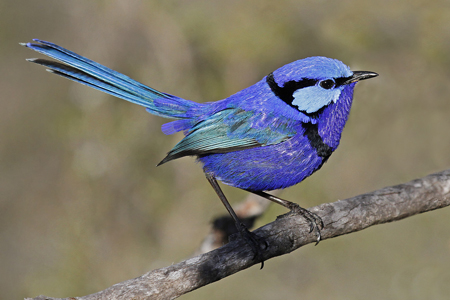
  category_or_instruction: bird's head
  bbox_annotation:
[267,57,378,117]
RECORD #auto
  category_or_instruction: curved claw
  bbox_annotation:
[313,223,322,246]
[308,222,315,233]
[288,204,324,245]
[237,224,268,269]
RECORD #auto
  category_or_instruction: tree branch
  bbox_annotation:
[27,169,450,300]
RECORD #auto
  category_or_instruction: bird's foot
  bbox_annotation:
[235,223,268,269]
[283,203,324,245]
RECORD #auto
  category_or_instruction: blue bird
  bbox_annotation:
[23,39,377,265]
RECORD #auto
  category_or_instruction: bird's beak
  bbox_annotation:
[345,71,378,84]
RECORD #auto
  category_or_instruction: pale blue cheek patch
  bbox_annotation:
[292,86,342,113]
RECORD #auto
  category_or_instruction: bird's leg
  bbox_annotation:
[251,191,324,245]
[205,173,266,268]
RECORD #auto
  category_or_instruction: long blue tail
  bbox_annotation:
[23,39,201,122]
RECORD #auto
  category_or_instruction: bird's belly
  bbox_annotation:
[198,135,328,191]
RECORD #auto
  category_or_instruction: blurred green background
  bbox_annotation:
[2,1,450,299]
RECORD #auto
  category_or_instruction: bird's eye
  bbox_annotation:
[319,79,335,89]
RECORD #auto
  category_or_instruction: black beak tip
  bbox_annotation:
[351,71,379,82]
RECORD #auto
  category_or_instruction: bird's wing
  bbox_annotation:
[158,108,297,165]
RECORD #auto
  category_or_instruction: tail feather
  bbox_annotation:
[28,58,158,109]
[23,39,199,120]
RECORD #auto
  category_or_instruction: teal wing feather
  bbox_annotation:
[158,108,297,165]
